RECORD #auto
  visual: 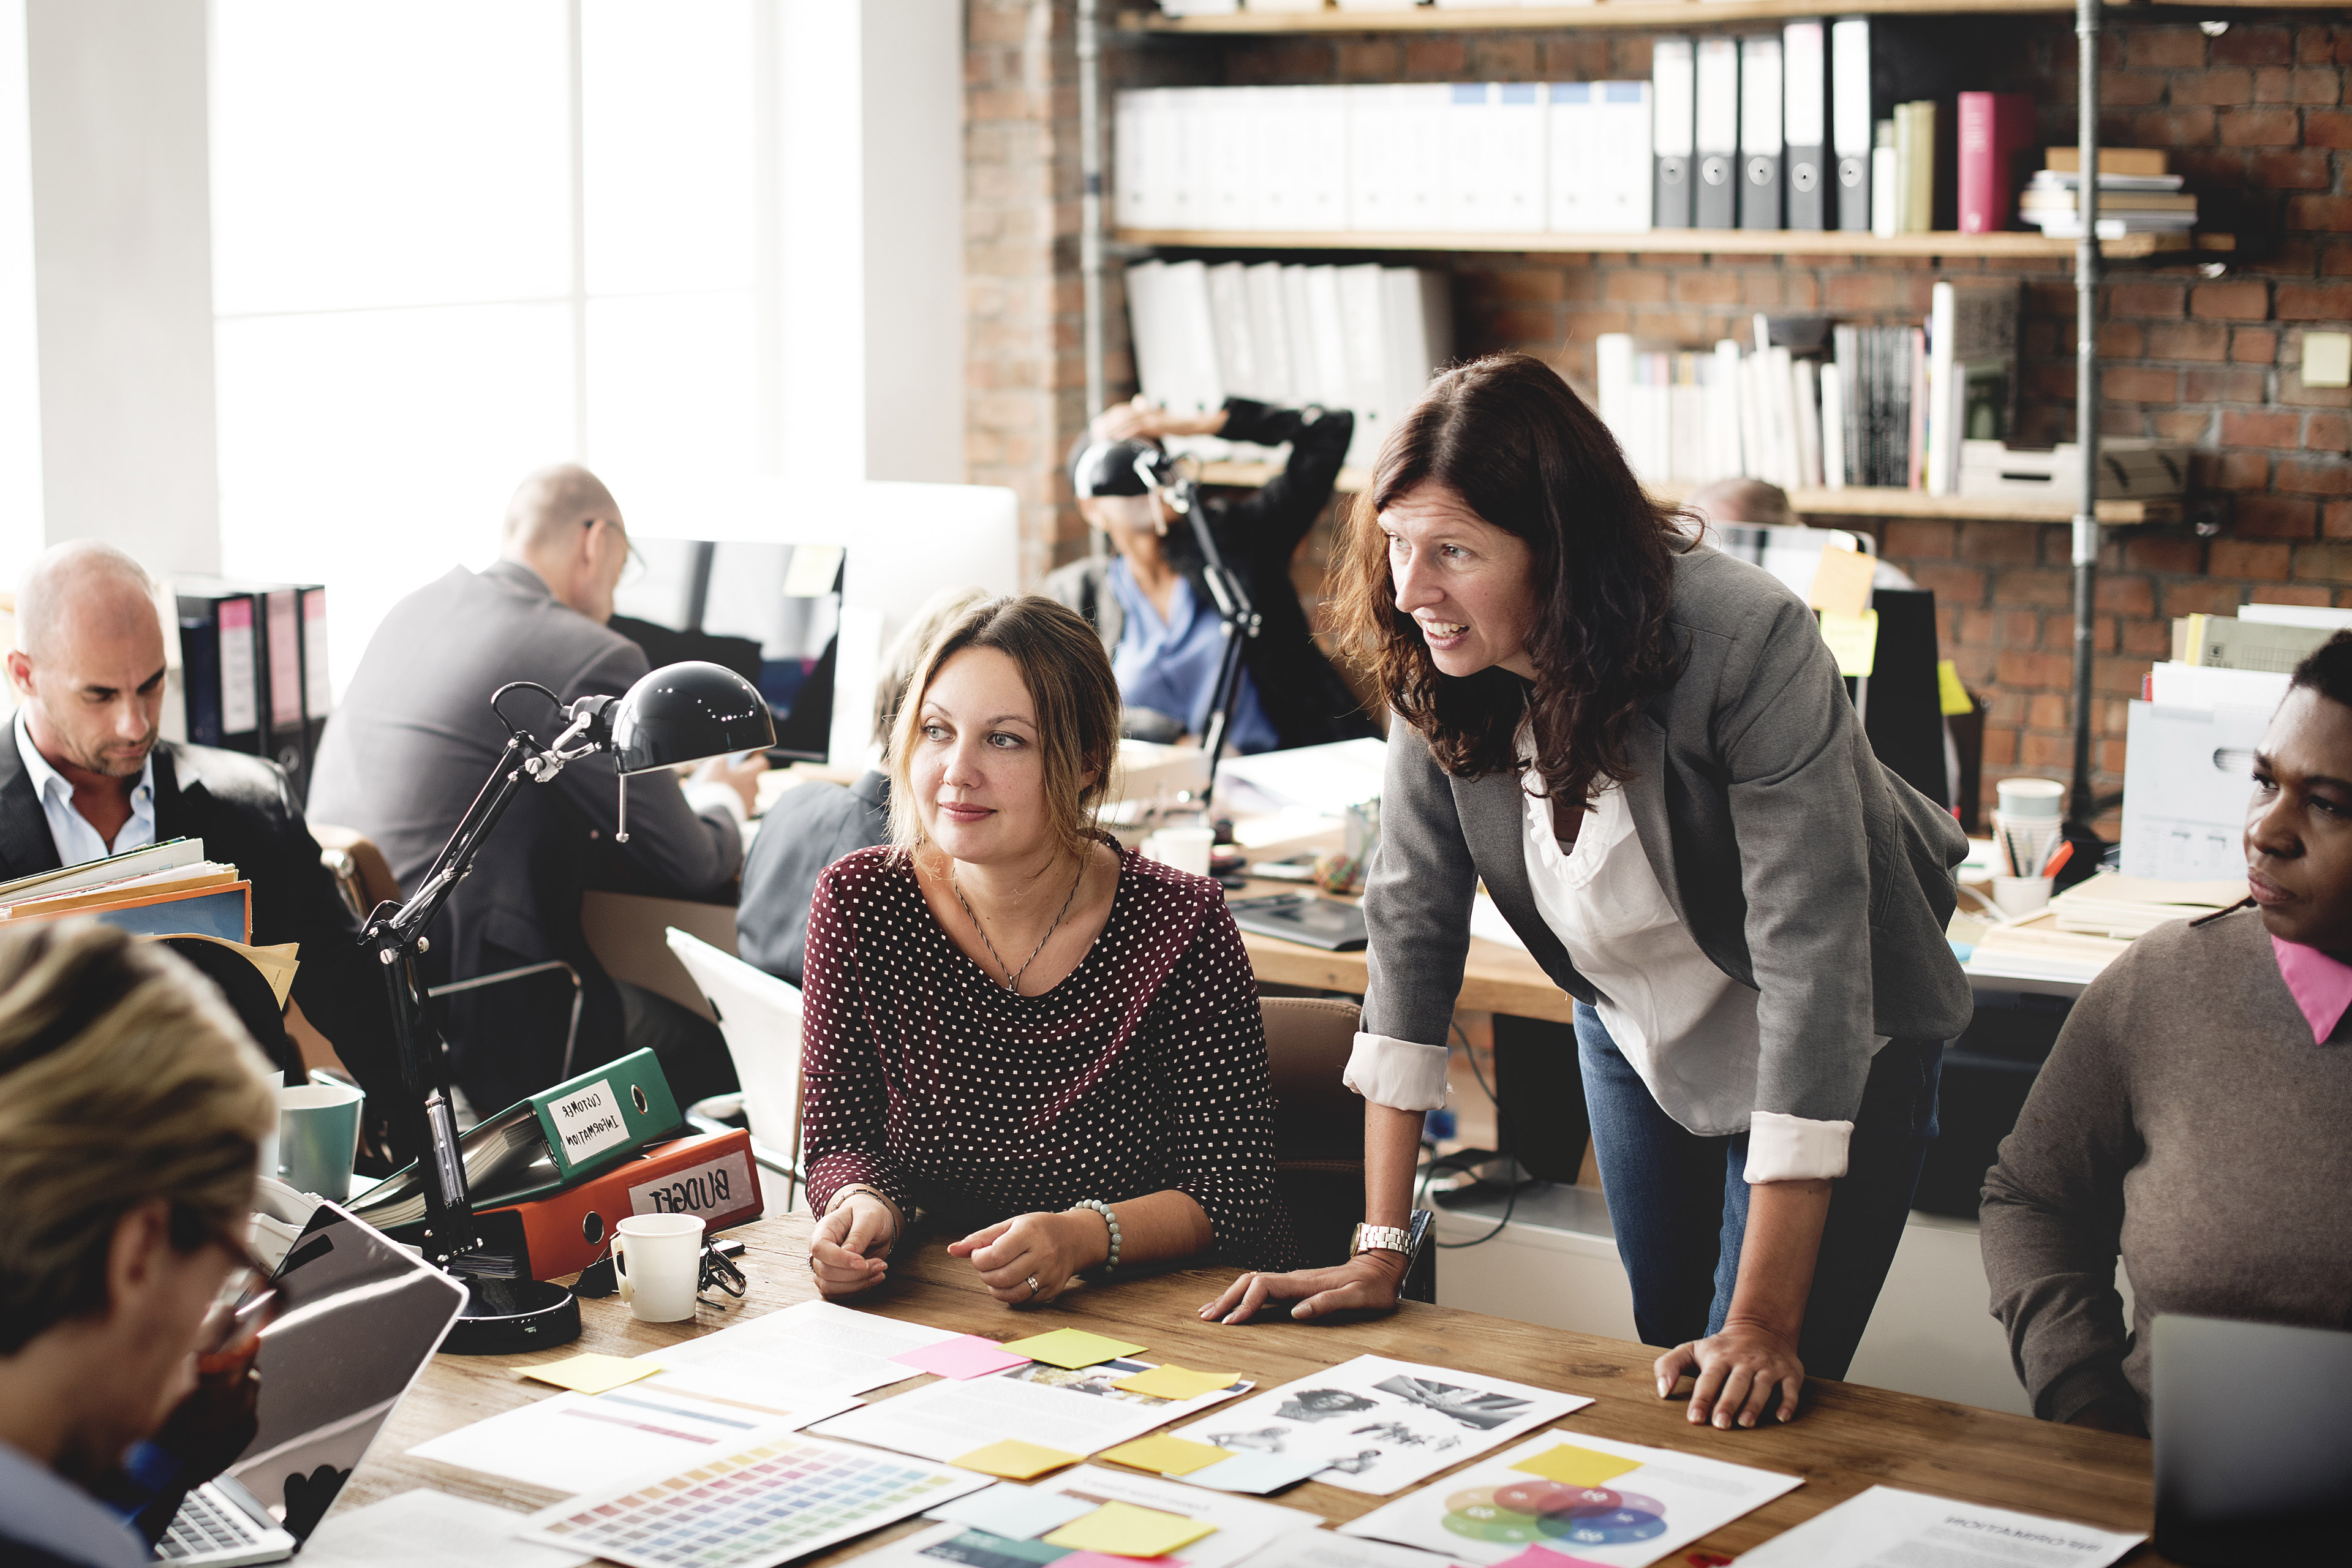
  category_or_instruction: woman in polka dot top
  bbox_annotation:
[802,594,1297,1305]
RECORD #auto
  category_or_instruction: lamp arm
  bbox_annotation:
[1188,495,1259,796]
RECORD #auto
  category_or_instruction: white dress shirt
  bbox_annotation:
[1343,769,1870,1184]
[13,708,157,868]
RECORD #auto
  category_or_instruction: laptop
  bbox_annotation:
[2153,1313,2352,1566]
[154,1201,467,1564]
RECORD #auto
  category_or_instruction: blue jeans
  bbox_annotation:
[1574,1003,1942,1381]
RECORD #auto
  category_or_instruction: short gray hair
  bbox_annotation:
[15,541,157,662]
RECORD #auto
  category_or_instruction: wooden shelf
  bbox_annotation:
[1122,226,2219,260]
[1124,0,2338,36]
[1194,459,2177,523]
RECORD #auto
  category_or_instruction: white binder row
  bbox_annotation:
[1596,334,1831,495]
[1114,81,1654,236]
[1126,259,1455,470]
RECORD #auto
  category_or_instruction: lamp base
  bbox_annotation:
[437,1275,581,1355]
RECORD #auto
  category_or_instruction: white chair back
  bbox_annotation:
[665,928,805,1210]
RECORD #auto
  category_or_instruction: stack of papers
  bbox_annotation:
[873,1464,1324,1568]
[1965,922,2132,986]
[1736,1485,2143,1567]
[2047,873,2246,938]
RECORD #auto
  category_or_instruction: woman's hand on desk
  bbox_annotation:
[949,1212,1104,1305]
[1198,1250,1409,1325]
[1655,1321,1806,1430]
[809,1193,898,1297]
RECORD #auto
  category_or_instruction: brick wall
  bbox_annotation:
[977,11,2351,827]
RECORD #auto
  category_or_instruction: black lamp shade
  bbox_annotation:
[608,661,777,774]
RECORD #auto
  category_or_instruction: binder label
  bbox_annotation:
[629,1149,755,1223]
[219,599,258,737]
[548,1077,631,1163]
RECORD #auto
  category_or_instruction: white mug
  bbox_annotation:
[611,1213,705,1322]
[1151,824,1215,876]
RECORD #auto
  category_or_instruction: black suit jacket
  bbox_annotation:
[736,771,891,988]
[0,736,402,1131]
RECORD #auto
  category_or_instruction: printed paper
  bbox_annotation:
[1733,1485,2144,1568]
[812,1357,1253,1466]
[1336,1430,1803,1566]
[1176,1354,1591,1496]
[652,1297,965,1398]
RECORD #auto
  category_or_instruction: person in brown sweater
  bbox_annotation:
[1981,632,2352,1435]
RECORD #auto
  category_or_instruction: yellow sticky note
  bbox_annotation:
[1110,1365,1242,1401]
[1098,1434,1234,1477]
[949,1439,1085,1480]
[1819,609,1879,678]
[1938,659,1973,717]
[1510,1442,1645,1488]
[1807,544,1877,620]
[521,1353,663,1395]
[1001,1328,1147,1370]
[1043,1501,1218,1558]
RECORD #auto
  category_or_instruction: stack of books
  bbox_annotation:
[2019,147,2194,238]
[0,838,252,943]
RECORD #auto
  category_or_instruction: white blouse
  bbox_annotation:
[1342,774,1868,1183]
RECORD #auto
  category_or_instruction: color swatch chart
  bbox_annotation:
[519,1434,985,1568]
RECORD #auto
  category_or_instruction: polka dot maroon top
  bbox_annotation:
[801,842,1298,1271]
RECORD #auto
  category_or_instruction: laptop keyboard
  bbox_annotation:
[156,1487,271,1561]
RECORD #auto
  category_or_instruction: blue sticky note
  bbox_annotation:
[1181,1449,1332,1494]
[929,1483,1096,1540]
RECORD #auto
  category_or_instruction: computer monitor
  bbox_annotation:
[2154,1314,2352,1564]
[607,476,1021,767]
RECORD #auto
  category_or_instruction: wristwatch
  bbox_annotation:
[1350,1223,1415,1258]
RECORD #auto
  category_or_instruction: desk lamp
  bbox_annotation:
[1136,450,1258,801]
[358,661,775,1353]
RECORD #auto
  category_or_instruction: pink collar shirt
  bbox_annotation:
[2271,935,2352,1045]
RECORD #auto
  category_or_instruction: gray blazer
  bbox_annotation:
[308,560,742,1110]
[1363,545,1974,1129]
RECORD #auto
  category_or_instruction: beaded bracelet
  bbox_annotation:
[1068,1199,1122,1273]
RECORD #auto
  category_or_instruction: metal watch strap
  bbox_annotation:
[1351,1222,1414,1257]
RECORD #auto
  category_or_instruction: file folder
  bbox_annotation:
[1694,38,1740,230]
[437,1129,763,1283]
[174,582,266,758]
[1831,17,1874,232]
[1597,81,1655,233]
[1783,20,1829,232]
[1739,34,1784,230]
[1652,37,1695,229]
[1547,83,1594,230]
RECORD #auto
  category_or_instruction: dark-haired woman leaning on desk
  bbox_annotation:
[1981,631,2352,1436]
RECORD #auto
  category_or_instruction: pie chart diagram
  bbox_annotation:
[1441,1479,1671,1549]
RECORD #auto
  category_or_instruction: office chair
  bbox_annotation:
[665,927,805,1214]
[311,822,583,1084]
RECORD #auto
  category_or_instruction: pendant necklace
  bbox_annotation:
[952,856,1086,994]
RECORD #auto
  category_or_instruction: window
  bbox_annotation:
[209,0,779,698]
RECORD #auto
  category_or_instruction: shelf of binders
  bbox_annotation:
[1123,0,2337,36]
[1119,226,2230,261]
[1194,459,2177,524]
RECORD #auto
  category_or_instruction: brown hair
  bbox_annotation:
[1330,353,1689,805]
[886,595,1122,864]
[0,922,276,1354]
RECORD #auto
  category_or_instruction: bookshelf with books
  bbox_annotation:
[1066,2,2342,832]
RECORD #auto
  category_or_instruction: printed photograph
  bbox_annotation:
[1275,1387,1381,1423]
[1370,1374,1534,1431]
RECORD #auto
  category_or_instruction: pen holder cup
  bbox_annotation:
[1991,875,2054,919]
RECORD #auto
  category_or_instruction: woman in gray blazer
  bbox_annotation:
[1205,355,1973,1434]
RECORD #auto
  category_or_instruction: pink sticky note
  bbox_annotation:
[1491,1550,1611,1568]
[1051,1557,1180,1568]
[891,1334,1032,1379]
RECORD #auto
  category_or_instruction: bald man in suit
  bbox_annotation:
[309,466,763,1114]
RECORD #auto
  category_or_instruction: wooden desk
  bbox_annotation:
[355,1214,2172,1564]
[1226,875,1575,1025]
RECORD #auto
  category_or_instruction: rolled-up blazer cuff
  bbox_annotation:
[1745,1112,1853,1182]
[1343,1031,1450,1112]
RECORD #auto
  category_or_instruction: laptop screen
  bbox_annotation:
[223,1202,466,1538]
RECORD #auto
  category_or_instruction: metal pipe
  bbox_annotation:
[2068,0,2101,829]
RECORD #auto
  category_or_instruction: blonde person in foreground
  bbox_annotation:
[1980,631,2352,1436]
[1204,355,1975,1433]
[799,594,1297,1304]
[0,924,278,1568]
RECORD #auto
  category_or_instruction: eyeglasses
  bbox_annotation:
[194,1232,292,1370]
[587,517,649,587]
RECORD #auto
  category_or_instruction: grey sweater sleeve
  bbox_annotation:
[1979,953,2147,1423]
[1360,711,1479,1050]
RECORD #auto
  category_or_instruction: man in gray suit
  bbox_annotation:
[309,465,763,1115]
